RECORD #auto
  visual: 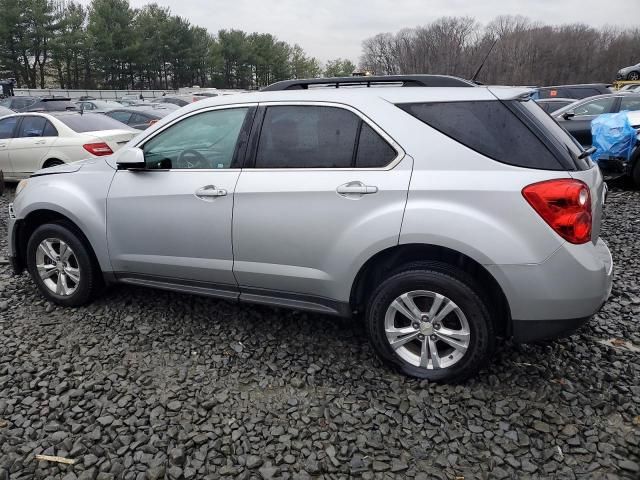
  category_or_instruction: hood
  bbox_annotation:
[31,158,91,177]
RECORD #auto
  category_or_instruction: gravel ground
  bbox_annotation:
[0,184,639,480]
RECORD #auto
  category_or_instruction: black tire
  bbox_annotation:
[26,222,100,307]
[627,71,640,81]
[633,161,640,189]
[43,159,64,169]
[366,262,494,383]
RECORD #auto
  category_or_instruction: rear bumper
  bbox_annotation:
[512,316,593,343]
[488,238,613,342]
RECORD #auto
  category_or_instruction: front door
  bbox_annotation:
[232,103,412,308]
[0,116,18,177]
[107,105,254,295]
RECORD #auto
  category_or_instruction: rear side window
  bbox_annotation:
[255,105,397,169]
[17,116,46,137]
[398,101,563,170]
[619,96,640,112]
[256,106,360,168]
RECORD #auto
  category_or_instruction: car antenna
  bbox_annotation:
[472,37,499,84]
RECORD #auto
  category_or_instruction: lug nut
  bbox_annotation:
[418,334,425,340]
[434,323,441,330]
[431,335,438,341]
[412,323,420,330]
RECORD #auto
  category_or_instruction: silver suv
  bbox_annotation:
[7,76,613,382]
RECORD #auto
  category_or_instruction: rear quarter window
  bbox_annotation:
[397,101,564,170]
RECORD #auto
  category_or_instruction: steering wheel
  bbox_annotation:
[176,149,209,169]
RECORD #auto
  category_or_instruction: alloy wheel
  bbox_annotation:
[35,238,81,296]
[384,290,470,369]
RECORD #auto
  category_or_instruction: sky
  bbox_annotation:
[88,0,640,64]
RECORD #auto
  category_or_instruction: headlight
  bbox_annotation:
[15,179,29,196]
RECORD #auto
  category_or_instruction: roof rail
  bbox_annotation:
[261,75,475,91]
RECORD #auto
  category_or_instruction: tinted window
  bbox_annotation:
[619,96,640,112]
[14,98,36,109]
[398,101,563,170]
[256,106,360,168]
[0,117,18,139]
[106,111,132,124]
[0,98,11,108]
[569,88,602,98]
[143,108,249,170]
[17,116,46,137]
[43,121,58,136]
[56,113,131,132]
[356,123,397,168]
[130,113,152,127]
[571,97,615,116]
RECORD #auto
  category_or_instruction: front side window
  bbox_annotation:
[255,105,397,169]
[17,116,46,137]
[0,117,18,139]
[143,107,249,170]
[571,97,615,116]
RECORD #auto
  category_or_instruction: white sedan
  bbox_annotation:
[0,111,138,180]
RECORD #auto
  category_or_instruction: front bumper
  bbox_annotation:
[488,238,613,342]
[7,206,23,275]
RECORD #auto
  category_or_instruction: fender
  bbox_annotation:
[12,160,116,272]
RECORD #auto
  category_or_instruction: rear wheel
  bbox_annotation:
[633,160,640,189]
[26,223,100,306]
[628,71,640,81]
[43,159,64,169]
[366,263,494,382]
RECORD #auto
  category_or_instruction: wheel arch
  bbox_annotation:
[14,209,104,281]
[42,158,64,169]
[349,243,512,336]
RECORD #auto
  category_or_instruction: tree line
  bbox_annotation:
[361,16,640,86]
[0,0,357,90]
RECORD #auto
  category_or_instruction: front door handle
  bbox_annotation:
[195,185,227,200]
[34,140,46,145]
[0,143,6,148]
[336,181,378,196]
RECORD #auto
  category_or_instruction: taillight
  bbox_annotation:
[522,179,592,244]
[83,142,113,156]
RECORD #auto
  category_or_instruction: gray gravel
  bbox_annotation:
[1,184,639,480]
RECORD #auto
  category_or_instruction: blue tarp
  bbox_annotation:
[591,112,637,162]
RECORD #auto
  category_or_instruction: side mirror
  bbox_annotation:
[116,147,145,170]
[562,112,575,120]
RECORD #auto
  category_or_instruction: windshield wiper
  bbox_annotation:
[578,146,596,159]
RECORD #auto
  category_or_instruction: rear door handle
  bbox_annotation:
[34,140,46,145]
[195,185,227,200]
[0,143,6,148]
[337,181,378,196]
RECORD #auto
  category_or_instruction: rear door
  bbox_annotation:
[8,115,57,176]
[559,96,617,146]
[232,103,412,310]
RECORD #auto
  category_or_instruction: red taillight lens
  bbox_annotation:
[83,142,113,156]
[522,179,592,244]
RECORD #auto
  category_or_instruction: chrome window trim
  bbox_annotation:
[250,100,406,171]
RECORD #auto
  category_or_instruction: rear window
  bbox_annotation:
[56,113,131,132]
[398,101,564,170]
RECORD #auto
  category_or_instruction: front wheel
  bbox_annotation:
[366,263,494,382]
[627,71,640,81]
[26,223,100,306]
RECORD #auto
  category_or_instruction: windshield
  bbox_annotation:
[519,99,592,170]
[56,113,132,132]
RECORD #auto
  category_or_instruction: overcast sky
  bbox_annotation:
[111,0,640,63]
